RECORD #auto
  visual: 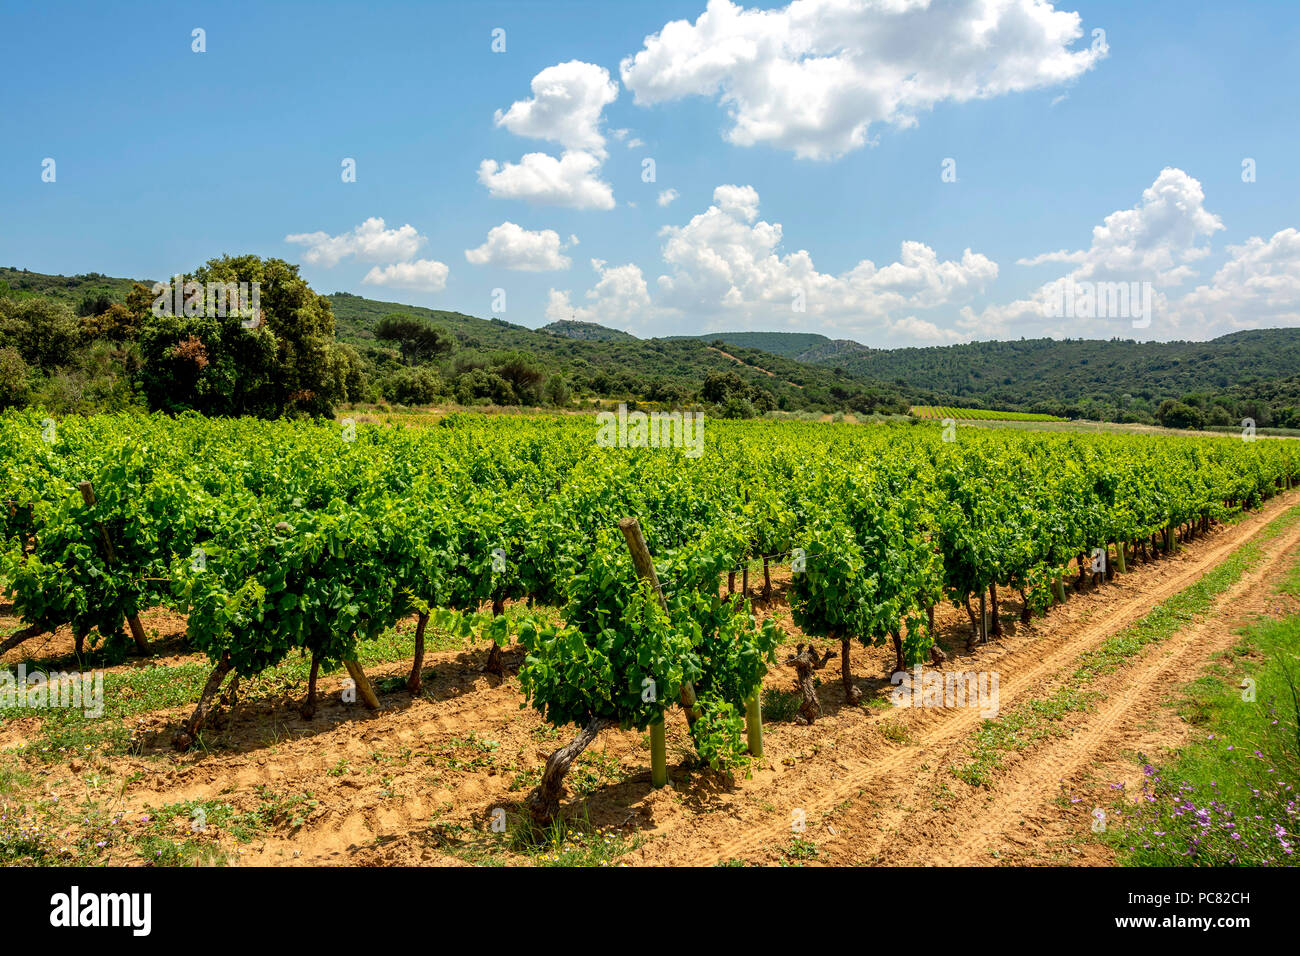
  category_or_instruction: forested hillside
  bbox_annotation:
[0,265,912,419]
[6,263,1300,428]
[691,329,1300,428]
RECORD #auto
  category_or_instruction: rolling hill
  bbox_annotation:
[6,263,1300,426]
[327,292,907,412]
[681,328,1300,422]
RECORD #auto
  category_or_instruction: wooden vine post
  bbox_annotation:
[343,658,382,710]
[76,480,149,653]
[745,691,763,758]
[649,714,668,788]
[617,516,763,781]
[619,517,678,788]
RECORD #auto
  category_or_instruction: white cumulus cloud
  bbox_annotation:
[654,185,997,333]
[494,60,619,157]
[465,222,573,271]
[964,167,1225,338]
[657,188,680,207]
[477,151,616,210]
[547,259,656,327]
[621,0,1106,160]
[285,217,426,267]
[549,184,995,341]
[1170,228,1300,336]
[362,259,450,292]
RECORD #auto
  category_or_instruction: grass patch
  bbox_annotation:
[761,687,803,723]
[436,812,642,867]
[1105,560,1300,866]
[878,720,914,745]
[780,835,820,864]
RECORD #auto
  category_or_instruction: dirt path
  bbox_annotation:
[861,512,1300,866]
[705,346,804,388]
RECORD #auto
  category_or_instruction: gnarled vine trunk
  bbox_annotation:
[484,597,506,676]
[301,650,322,719]
[891,631,905,676]
[927,605,947,664]
[528,716,612,828]
[962,595,980,650]
[841,635,861,703]
[174,652,233,750]
[785,643,836,724]
[407,612,429,694]
[0,624,44,656]
[989,581,1003,638]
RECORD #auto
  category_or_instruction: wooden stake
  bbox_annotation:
[745,691,763,758]
[618,517,764,773]
[618,517,699,720]
[344,659,381,710]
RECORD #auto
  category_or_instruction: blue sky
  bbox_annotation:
[3,0,1299,346]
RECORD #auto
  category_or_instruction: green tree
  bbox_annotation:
[544,373,571,406]
[0,346,28,408]
[1155,399,1205,430]
[491,352,546,405]
[374,313,455,365]
[137,255,353,417]
[382,366,443,405]
[0,295,80,367]
[76,293,114,317]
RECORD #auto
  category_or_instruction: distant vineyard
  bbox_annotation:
[910,405,1066,422]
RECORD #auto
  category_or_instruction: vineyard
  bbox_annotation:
[2,409,1298,863]
[910,406,1067,423]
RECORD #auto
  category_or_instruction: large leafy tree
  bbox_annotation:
[137,255,357,417]
[0,295,81,367]
[374,312,455,365]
